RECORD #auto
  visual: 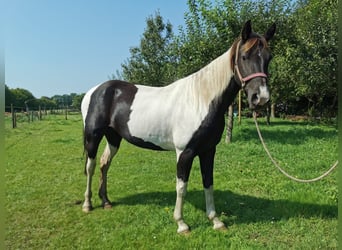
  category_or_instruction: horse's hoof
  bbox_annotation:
[178,229,191,236]
[103,202,112,210]
[214,225,228,232]
[213,217,226,231]
[177,221,190,235]
[82,206,93,213]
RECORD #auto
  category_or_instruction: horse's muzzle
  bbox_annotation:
[249,85,270,109]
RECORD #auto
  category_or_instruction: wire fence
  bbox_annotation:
[5,104,80,128]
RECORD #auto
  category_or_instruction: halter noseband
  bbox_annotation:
[234,40,267,88]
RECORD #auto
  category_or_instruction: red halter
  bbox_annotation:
[234,40,267,88]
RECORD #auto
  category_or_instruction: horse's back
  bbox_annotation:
[82,80,175,149]
[81,79,215,152]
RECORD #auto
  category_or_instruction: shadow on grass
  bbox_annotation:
[114,190,337,225]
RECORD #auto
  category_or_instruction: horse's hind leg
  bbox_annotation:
[83,132,103,212]
[98,131,122,209]
[83,157,96,212]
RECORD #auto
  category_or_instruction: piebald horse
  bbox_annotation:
[81,20,276,233]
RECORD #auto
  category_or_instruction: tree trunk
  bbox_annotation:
[271,103,275,118]
[225,105,234,143]
[266,102,271,125]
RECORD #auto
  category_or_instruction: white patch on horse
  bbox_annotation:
[100,143,118,166]
[174,178,189,233]
[126,85,177,150]
[204,186,225,230]
[258,85,270,106]
[81,84,101,126]
[127,50,234,151]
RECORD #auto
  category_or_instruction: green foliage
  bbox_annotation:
[6,86,36,110]
[38,96,58,110]
[5,84,85,111]
[71,93,85,110]
[5,115,337,249]
[292,0,337,110]
[268,0,337,117]
[5,85,14,107]
[5,0,338,117]
[119,0,337,118]
[121,11,176,86]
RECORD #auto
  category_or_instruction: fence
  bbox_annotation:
[5,104,76,128]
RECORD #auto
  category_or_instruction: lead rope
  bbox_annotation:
[253,111,338,183]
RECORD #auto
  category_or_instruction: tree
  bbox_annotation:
[71,93,85,110]
[171,0,215,77]
[172,0,294,76]
[121,11,175,86]
[9,88,36,110]
[38,96,57,110]
[291,0,337,116]
[117,0,337,118]
[5,85,86,112]
[258,0,337,117]
[5,85,14,110]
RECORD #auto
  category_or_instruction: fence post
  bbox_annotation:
[11,104,16,128]
[238,90,242,125]
[65,106,68,120]
[225,105,234,143]
[39,105,42,120]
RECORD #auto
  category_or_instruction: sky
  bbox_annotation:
[5,1,188,98]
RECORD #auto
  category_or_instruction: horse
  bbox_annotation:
[81,20,276,234]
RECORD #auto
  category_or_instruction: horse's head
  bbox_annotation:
[233,20,276,109]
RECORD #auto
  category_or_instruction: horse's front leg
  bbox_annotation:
[174,148,195,234]
[199,148,226,230]
[174,178,189,233]
[204,186,226,230]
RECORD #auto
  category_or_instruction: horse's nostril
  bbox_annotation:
[252,93,259,105]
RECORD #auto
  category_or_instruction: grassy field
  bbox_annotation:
[5,114,338,249]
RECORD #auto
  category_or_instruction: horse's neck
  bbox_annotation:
[182,48,234,110]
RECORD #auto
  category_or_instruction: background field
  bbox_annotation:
[5,114,338,249]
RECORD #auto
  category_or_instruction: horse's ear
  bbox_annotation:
[241,20,252,42]
[264,23,276,41]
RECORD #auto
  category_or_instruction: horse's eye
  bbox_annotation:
[242,55,246,60]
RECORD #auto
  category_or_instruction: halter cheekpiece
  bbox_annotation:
[234,40,267,88]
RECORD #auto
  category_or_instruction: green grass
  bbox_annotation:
[5,114,338,249]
